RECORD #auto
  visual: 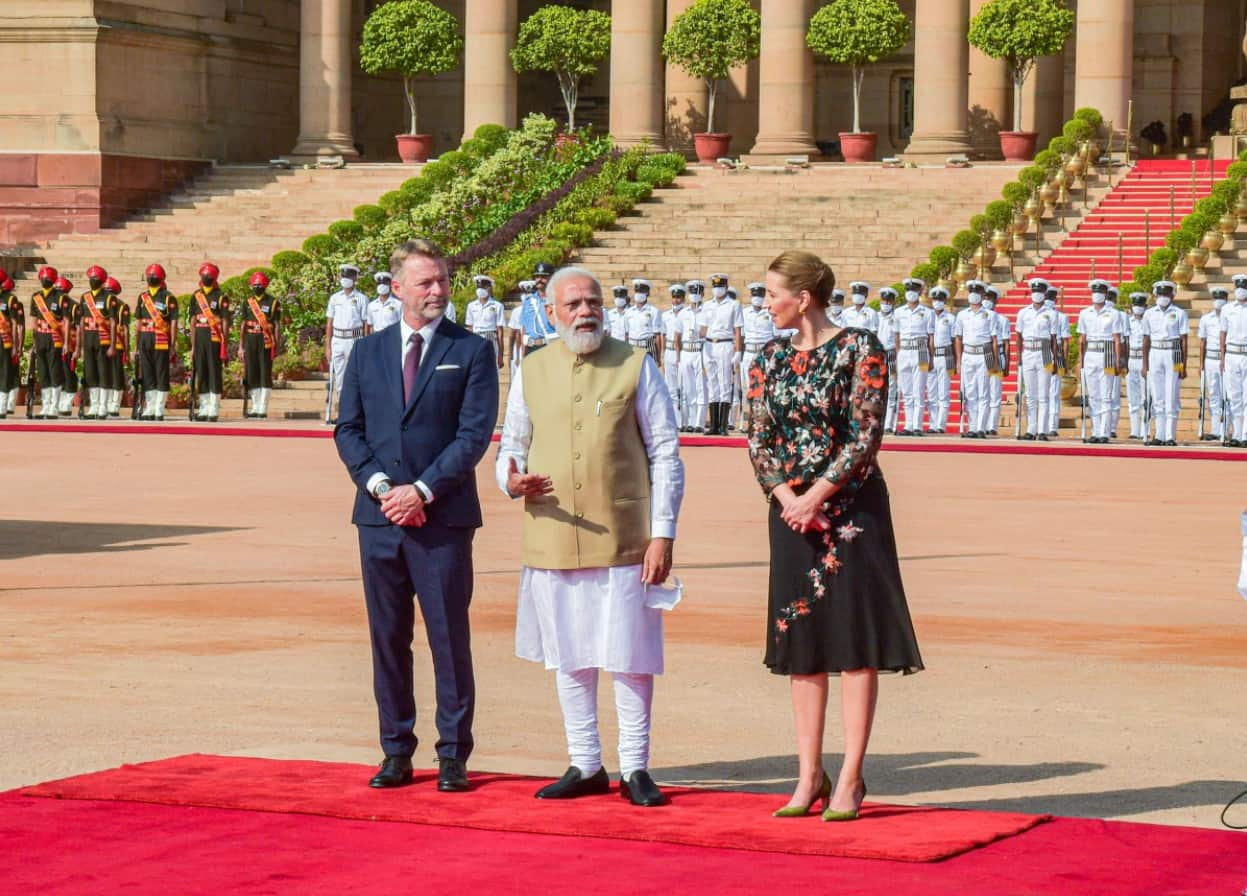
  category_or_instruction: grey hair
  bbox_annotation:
[546,265,603,302]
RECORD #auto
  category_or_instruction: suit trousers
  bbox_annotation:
[357,521,476,761]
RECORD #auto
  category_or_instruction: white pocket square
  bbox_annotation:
[434,364,461,371]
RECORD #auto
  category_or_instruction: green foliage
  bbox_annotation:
[1047,135,1076,156]
[615,180,653,203]
[511,6,611,129]
[1239,149,1247,163]
[928,246,959,277]
[219,275,249,304]
[549,221,593,245]
[951,230,981,259]
[636,161,677,188]
[378,190,405,214]
[271,251,309,275]
[1002,181,1030,206]
[438,149,470,175]
[577,206,617,230]
[910,262,939,285]
[353,204,387,229]
[1149,248,1178,274]
[1227,161,1247,182]
[301,234,335,257]
[1117,281,1143,302]
[651,152,688,175]
[359,1,463,134]
[806,0,910,65]
[1033,149,1060,172]
[1062,118,1093,142]
[472,123,510,153]
[662,0,761,130]
[969,214,988,235]
[968,0,1073,130]
[1194,196,1227,218]
[1165,228,1196,256]
[418,161,454,189]
[1073,107,1103,132]
[1133,264,1162,290]
[1018,166,1046,190]
[328,220,365,243]
[1211,180,1240,208]
[985,200,1014,230]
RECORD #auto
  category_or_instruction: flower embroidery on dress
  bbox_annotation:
[836,522,863,542]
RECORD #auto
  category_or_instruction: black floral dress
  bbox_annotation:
[747,328,923,677]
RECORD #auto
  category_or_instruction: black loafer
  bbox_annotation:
[1037,434,1050,441]
[369,755,413,789]
[437,757,469,792]
[620,770,667,807]
[535,765,611,800]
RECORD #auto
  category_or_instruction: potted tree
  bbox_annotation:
[807,0,910,164]
[968,0,1074,162]
[360,0,464,164]
[511,6,611,140]
[661,0,761,163]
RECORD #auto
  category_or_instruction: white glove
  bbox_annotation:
[732,352,742,366]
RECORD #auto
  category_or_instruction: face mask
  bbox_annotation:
[830,305,843,317]
[852,295,866,306]
[1215,298,1227,310]
[377,283,391,296]
[880,302,893,313]
[933,300,946,311]
[712,287,727,299]
[147,277,162,288]
[1031,293,1046,305]
[983,299,996,311]
[1045,299,1056,310]
[634,295,647,305]
[475,288,489,300]
[40,277,55,289]
[251,285,266,297]
[671,300,684,310]
[968,294,981,306]
[904,291,920,303]
[614,297,626,308]
[750,297,763,308]
[1092,293,1105,305]
[691,297,702,306]
[201,275,215,287]
[1157,295,1172,308]
[1133,306,1145,316]
[1236,288,1247,301]
[341,278,356,290]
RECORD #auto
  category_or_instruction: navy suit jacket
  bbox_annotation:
[334,318,499,529]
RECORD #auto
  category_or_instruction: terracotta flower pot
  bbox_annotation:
[693,133,732,163]
[395,134,433,164]
[999,131,1039,162]
[839,131,877,164]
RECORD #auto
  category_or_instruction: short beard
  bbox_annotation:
[555,315,605,355]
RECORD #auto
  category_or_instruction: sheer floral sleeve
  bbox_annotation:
[819,332,887,500]
[746,349,785,496]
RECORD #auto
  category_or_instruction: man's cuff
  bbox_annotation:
[365,472,388,496]
[415,480,434,503]
[651,521,676,540]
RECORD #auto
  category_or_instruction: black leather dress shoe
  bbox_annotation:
[535,766,611,799]
[369,755,413,788]
[620,770,667,807]
[437,757,469,792]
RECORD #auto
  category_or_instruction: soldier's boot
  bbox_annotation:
[58,388,73,415]
[105,389,120,415]
[7,389,17,414]
[0,390,8,417]
[258,388,272,417]
[708,403,720,434]
[142,390,158,419]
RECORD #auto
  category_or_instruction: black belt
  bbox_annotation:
[706,337,734,343]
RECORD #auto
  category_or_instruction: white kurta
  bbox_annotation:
[496,352,685,675]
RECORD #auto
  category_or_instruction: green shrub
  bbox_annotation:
[615,180,652,203]
[271,251,309,275]
[328,220,365,243]
[1002,181,1030,206]
[651,152,687,175]
[459,138,487,159]
[400,176,436,204]
[1073,107,1103,133]
[951,229,981,259]
[420,160,454,188]
[577,206,617,229]
[1149,247,1177,272]
[1227,161,1247,182]
[1018,166,1046,190]
[969,214,988,235]
[220,275,249,302]
[302,234,336,256]
[353,204,387,228]
[1165,229,1196,256]
[636,161,676,187]
[378,190,405,214]
[910,262,939,285]
[550,221,593,244]
[985,200,1014,230]
[439,149,469,173]
[1211,180,1240,208]
[473,123,509,153]
[928,246,959,276]
[1062,118,1093,142]
[1034,149,1060,172]
[1047,135,1076,156]
[1194,196,1227,218]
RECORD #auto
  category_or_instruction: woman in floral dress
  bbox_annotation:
[747,250,922,821]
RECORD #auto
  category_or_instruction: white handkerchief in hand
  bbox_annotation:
[1238,511,1247,601]
[644,576,683,611]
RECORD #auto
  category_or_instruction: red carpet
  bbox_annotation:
[20,754,1046,863]
[2,790,1243,896]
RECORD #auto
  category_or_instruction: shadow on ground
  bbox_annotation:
[0,520,243,561]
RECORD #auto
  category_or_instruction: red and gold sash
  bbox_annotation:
[196,290,226,358]
[33,292,64,347]
[140,292,170,350]
[0,310,10,350]
[247,296,276,356]
[83,291,112,346]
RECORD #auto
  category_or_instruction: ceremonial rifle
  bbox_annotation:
[131,356,144,420]
[1079,367,1089,442]
[24,345,36,419]
[1197,369,1206,440]
[957,387,967,436]
[188,348,199,422]
[1014,375,1024,439]
[324,363,336,425]
[76,352,87,419]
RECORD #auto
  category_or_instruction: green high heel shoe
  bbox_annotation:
[773,771,831,818]
[822,781,867,822]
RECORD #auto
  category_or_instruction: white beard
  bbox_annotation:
[555,316,605,355]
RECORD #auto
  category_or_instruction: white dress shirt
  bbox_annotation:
[840,305,879,333]
[465,297,506,334]
[893,303,934,339]
[955,306,995,345]
[1078,305,1124,342]
[700,297,743,340]
[1016,304,1056,340]
[366,296,402,333]
[742,306,778,345]
[930,310,956,347]
[327,289,366,329]
[1142,304,1189,341]
[1224,301,1247,345]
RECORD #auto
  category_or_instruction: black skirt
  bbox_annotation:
[764,472,923,676]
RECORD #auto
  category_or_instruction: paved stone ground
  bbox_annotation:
[1,433,1244,829]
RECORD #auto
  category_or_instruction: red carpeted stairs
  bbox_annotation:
[945,159,1230,428]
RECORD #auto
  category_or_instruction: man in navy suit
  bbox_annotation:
[334,238,499,791]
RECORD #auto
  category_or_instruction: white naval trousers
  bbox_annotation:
[1047,371,1062,434]
[926,351,951,430]
[1020,348,1051,435]
[1083,349,1111,438]
[556,668,653,777]
[329,335,356,407]
[1147,347,1181,441]
[1203,361,1225,437]
[883,351,899,432]
[679,350,707,430]
[704,340,735,403]
[988,363,1005,432]
[1107,368,1123,435]
[896,348,926,431]
[663,349,682,424]
[960,351,989,433]
[1225,353,1247,439]
[1126,356,1147,437]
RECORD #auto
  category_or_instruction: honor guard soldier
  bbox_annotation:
[954,281,998,437]
[877,286,901,433]
[56,278,80,416]
[517,276,558,358]
[107,278,128,417]
[0,272,23,417]
[699,273,742,435]
[1124,292,1149,439]
[663,284,688,424]
[1077,280,1125,443]
[842,282,879,332]
[1219,276,1247,445]
[1015,279,1057,439]
[465,274,506,366]
[533,261,555,302]
[680,280,708,432]
[1045,287,1070,437]
[829,288,846,326]
[982,285,1011,434]
[76,265,119,419]
[240,271,281,418]
[27,266,70,417]
[624,278,663,362]
[135,263,178,420]
[1141,279,1188,446]
[1106,286,1126,436]
[189,262,230,421]
[606,285,630,340]
[325,263,366,422]
[893,278,934,435]
[1198,287,1229,440]
[365,272,402,335]
[739,281,776,433]
[927,284,956,433]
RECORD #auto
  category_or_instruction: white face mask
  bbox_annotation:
[1133,305,1145,316]
[1157,295,1172,308]
[1045,299,1057,310]
[750,296,763,308]
[904,292,920,304]
[1215,298,1227,309]
[712,287,727,299]
[933,300,946,311]
[968,294,982,306]
[475,287,489,300]
[1092,293,1105,305]
[340,278,355,290]
[852,294,866,306]
[830,305,843,317]
[1236,288,1247,301]
[1031,293,1046,305]
[614,297,627,308]
[880,302,893,313]
[672,300,684,310]
[377,283,391,296]
[983,299,995,311]
[634,294,647,305]
[691,297,702,306]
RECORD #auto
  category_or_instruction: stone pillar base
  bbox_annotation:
[285,136,359,161]
[902,132,973,161]
[613,132,668,151]
[746,136,820,160]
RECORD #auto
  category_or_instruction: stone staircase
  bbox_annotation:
[572,164,1023,290]
[6,164,415,292]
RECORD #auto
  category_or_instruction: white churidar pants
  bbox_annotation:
[556,668,654,777]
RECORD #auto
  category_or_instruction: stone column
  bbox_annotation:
[664,0,708,153]
[462,0,518,140]
[748,0,818,158]
[1021,53,1064,148]
[1073,0,1134,141]
[903,0,973,160]
[967,0,1009,158]
[609,0,666,148]
[289,0,358,159]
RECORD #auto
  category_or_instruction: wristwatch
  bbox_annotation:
[373,479,393,500]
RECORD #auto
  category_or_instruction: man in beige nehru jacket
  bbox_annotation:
[496,265,685,809]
